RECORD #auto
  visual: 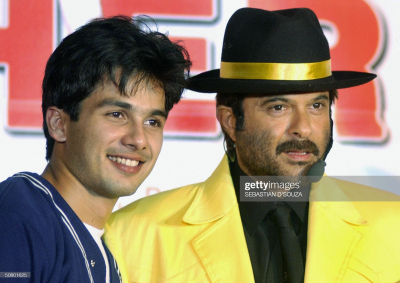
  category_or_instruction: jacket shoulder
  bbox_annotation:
[108,182,203,225]
[333,177,400,202]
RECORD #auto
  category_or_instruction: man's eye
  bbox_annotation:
[144,119,161,127]
[271,105,284,111]
[109,111,124,118]
[313,103,323,109]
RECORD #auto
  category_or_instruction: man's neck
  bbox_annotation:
[41,162,117,229]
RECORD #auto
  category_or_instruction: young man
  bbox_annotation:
[104,8,400,283]
[0,16,190,282]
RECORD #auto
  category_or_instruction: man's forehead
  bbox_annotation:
[86,75,166,110]
[95,74,164,98]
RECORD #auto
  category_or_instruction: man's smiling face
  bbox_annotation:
[233,91,331,177]
[61,77,166,199]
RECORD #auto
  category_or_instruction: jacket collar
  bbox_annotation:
[182,155,255,283]
[306,176,368,282]
[310,176,367,225]
[182,155,371,282]
[183,155,237,224]
[183,156,368,226]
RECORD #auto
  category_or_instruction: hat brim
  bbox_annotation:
[187,69,376,94]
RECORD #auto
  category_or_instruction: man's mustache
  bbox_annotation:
[276,139,319,156]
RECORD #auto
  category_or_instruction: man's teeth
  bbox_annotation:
[288,152,308,155]
[108,156,139,167]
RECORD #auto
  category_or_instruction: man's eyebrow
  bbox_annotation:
[259,97,291,107]
[97,99,132,110]
[258,93,329,107]
[312,94,329,101]
[150,109,168,119]
[97,99,167,118]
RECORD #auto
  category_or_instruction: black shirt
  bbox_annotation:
[229,158,309,283]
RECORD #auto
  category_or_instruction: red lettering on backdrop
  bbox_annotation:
[3,0,216,136]
[1,0,54,129]
[101,0,214,19]
[249,0,387,142]
[101,0,219,137]
[170,37,207,74]
[164,37,218,136]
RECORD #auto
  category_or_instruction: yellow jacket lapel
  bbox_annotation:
[305,177,367,282]
[183,156,254,283]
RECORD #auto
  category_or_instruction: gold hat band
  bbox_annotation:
[220,59,332,80]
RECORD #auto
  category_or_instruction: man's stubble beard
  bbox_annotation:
[235,127,331,177]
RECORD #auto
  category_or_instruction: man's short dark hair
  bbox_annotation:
[42,15,191,161]
[216,90,338,159]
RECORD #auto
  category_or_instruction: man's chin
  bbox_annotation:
[278,163,315,177]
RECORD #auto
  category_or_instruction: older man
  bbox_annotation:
[105,8,400,283]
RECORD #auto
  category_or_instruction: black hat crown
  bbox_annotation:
[222,8,329,64]
[188,7,376,94]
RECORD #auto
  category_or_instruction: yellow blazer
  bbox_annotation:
[104,156,400,283]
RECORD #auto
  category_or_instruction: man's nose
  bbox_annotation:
[287,109,312,139]
[121,121,148,150]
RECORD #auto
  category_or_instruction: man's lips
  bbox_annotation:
[285,151,309,155]
[106,154,148,175]
[107,155,140,167]
[283,150,313,161]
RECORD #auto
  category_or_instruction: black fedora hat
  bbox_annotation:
[187,7,376,94]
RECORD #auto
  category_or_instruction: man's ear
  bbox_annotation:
[217,105,237,142]
[46,107,68,142]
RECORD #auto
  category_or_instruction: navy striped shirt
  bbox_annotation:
[0,172,122,283]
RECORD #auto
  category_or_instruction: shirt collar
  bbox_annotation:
[228,157,309,235]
